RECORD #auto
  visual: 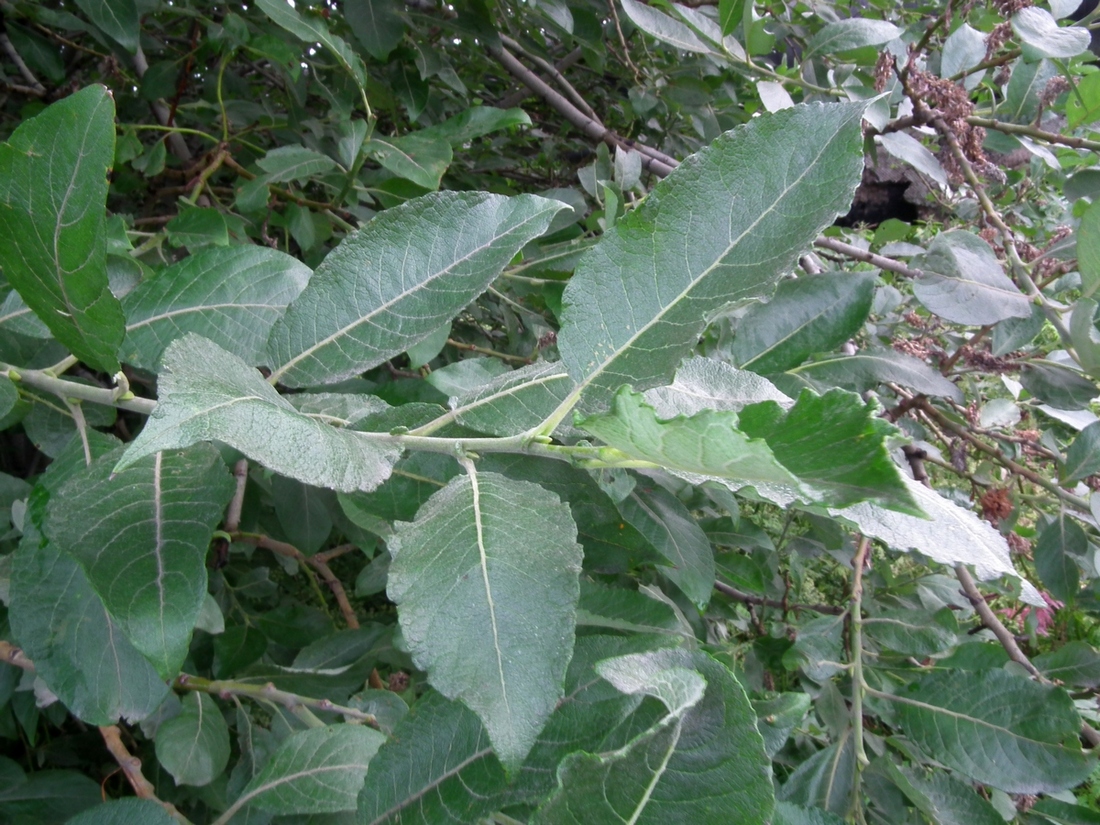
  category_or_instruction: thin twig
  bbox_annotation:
[501,36,598,119]
[99,726,190,822]
[968,116,1100,153]
[0,640,34,672]
[224,459,249,533]
[813,236,923,278]
[0,29,44,94]
[175,673,378,726]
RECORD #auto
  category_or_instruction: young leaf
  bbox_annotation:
[45,443,234,678]
[115,334,403,492]
[235,725,386,815]
[266,192,565,387]
[122,245,311,370]
[733,271,876,374]
[891,669,1095,793]
[8,434,169,724]
[154,693,230,787]
[387,471,583,770]
[558,101,867,412]
[0,85,125,372]
[532,648,774,824]
[358,691,509,824]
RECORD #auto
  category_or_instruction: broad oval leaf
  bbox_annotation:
[155,693,230,787]
[831,475,1043,604]
[9,435,168,725]
[558,101,867,411]
[387,470,583,770]
[912,230,1031,325]
[1013,6,1091,59]
[358,691,509,825]
[266,192,565,387]
[45,442,235,678]
[236,724,386,814]
[892,669,1095,793]
[532,648,774,824]
[122,245,311,370]
[1034,513,1086,602]
[806,19,900,55]
[732,271,876,374]
[0,85,125,373]
[115,334,403,493]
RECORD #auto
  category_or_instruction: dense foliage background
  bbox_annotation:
[3,0,1100,823]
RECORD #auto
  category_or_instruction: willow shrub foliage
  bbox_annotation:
[1,0,1100,823]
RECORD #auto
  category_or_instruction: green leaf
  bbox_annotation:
[0,374,16,420]
[256,144,340,182]
[874,131,948,188]
[532,648,773,825]
[1034,514,1085,602]
[1068,72,1100,129]
[1021,361,1099,410]
[8,435,169,724]
[941,23,987,81]
[1034,641,1100,688]
[912,230,1031,325]
[777,734,856,815]
[154,693,231,787]
[366,134,453,190]
[256,0,368,90]
[643,357,793,416]
[785,349,963,401]
[122,246,311,370]
[737,389,917,513]
[115,335,403,492]
[754,693,811,758]
[892,669,1094,793]
[45,443,234,678]
[718,0,744,37]
[863,609,957,657]
[616,484,716,609]
[267,192,565,387]
[894,765,1004,825]
[0,763,100,824]
[558,101,867,411]
[271,475,334,554]
[1078,199,1100,298]
[733,272,876,373]
[165,206,231,249]
[832,475,1043,604]
[416,106,532,147]
[1012,7,1091,59]
[236,725,385,814]
[387,470,583,769]
[773,801,847,825]
[447,362,576,436]
[358,691,509,824]
[619,0,710,53]
[1005,58,1060,124]
[66,799,176,825]
[0,85,125,373]
[72,0,139,52]
[1031,798,1100,824]
[805,19,900,56]
[345,0,406,60]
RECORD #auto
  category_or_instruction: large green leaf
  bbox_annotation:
[115,335,403,492]
[366,134,453,190]
[122,246,311,370]
[8,435,168,725]
[732,271,876,373]
[256,0,368,90]
[45,442,234,678]
[442,361,575,436]
[616,484,716,609]
[784,349,963,402]
[805,18,900,55]
[619,0,711,53]
[236,725,386,815]
[0,85,125,373]
[1012,6,1091,59]
[266,192,565,387]
[776,734,856,815]
[895,765,1008,825]
[831,475,1043,604]
[155,693,230,787]
[892,669,1094,793]
[358,691,509,824]
[345,0,406,60]
[1034,514,1086,603]
[912,230,1031,325]
[1034,641,1100,688]
[387,470,583,770]
[66,799,176,825]
[72,0,139,52]
[558,101,867,411]
[532,648,773,824]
